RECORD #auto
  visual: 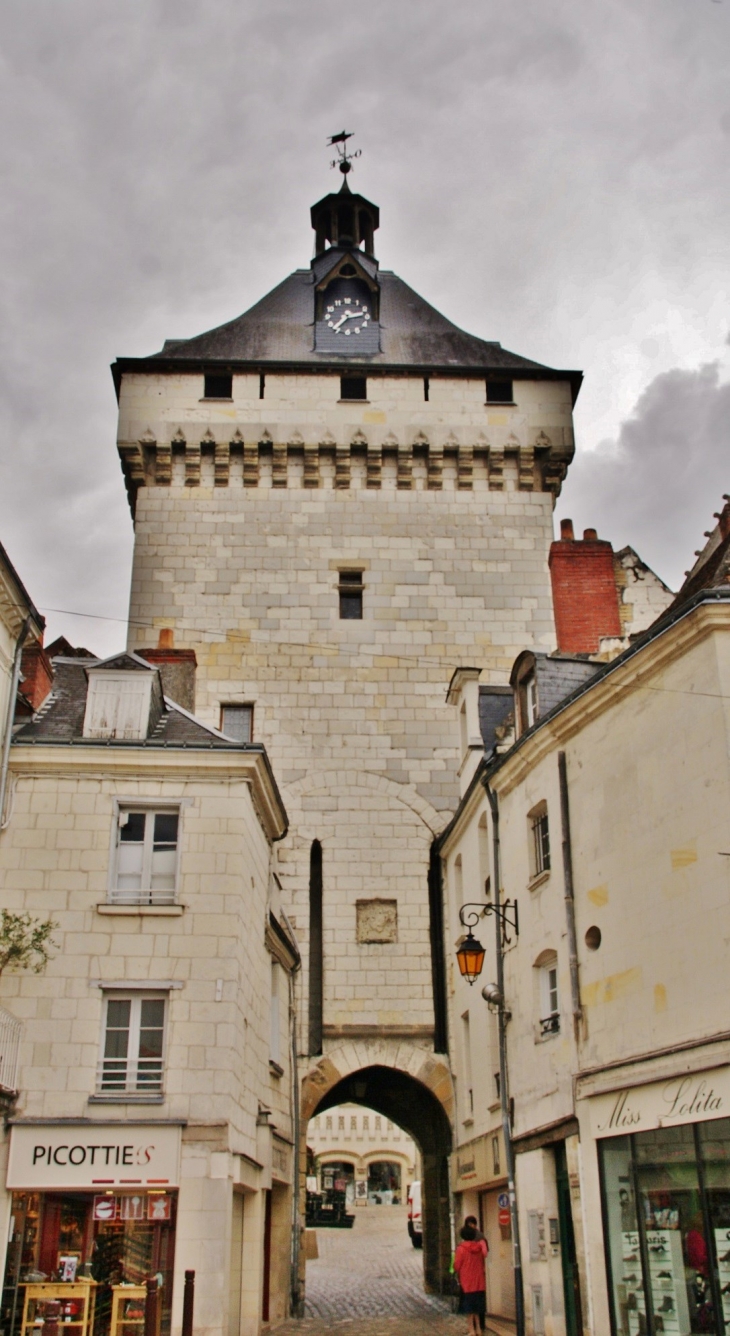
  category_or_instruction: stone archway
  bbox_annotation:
[301,1046,454,1298]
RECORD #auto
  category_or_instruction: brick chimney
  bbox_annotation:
[549,521,622,654]
[136,629,197,713]
[18,637,54,713]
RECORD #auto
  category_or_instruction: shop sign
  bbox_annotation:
[7,1123,181,1188]
[93,1193,173,1221]
[454,1135,491,1189]
[589,1066,730,1139]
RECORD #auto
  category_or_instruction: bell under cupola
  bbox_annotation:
[310,175,380,258]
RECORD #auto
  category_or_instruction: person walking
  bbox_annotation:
[454,1222,488,1336]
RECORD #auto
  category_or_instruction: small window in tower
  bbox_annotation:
[220,704,253,743]
[203,372,232,399]
[486,380,513,404]
[259,373,266,400]
[338,570,363,620]
[341,376,367,401]
[424,377,430,402]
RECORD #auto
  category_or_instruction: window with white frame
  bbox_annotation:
[529,802,550,880]
[99,992,167,1092]
[537,954,560,1036]
[113,808,180,904]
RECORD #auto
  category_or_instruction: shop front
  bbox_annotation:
[1,1124,181,1336]
[591,1066,730,1336]
[453,1131,514,1321]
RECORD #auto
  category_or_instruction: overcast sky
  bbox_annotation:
[1,0,728,656]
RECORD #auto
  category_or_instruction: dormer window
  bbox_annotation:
[511,653,539,736]
[82,655,164,741]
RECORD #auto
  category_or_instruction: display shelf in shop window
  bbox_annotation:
[21,1282,96,1336]
[110,1284,147,1336]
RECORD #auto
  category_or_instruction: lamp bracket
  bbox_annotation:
[459,899,519,948]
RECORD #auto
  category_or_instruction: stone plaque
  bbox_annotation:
[356,899,397,944]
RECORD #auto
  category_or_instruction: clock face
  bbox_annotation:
[324,293,372,338]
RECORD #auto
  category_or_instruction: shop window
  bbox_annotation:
[99,993,167,1093]
[529,802,551,881]
[536,953,560,1036]
[338,570,363,620]
[220,703,253,743]
[112,808,179,905]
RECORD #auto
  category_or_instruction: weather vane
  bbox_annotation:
[328,130,362,177]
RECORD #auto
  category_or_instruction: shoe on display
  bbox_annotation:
[653,1318,664,1333]
[721,1251,730,1263]
[627,1293,638,1310]
[624,1274,638,1283]
[658,1295,674,1312]
[656,1271,671,1279]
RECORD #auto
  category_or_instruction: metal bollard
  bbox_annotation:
[144,1277,160,1336]
[182,1270,195,1336]
[42,1299,61,1336]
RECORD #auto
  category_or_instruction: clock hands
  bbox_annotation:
[330,307,369,332]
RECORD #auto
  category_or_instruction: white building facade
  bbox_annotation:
[0,650,295,1336]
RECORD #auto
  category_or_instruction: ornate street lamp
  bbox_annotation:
[455,901,519,986]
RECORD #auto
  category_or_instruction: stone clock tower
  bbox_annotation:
[113,160,581,1295]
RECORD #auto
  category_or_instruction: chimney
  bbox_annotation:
[136,629,197,713]
[549,522,622,654]
[17,636,54,714]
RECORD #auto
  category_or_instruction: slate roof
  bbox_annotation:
[533,654,602,717]
[13,659,258,751]
[112,257,582,399]
[478,686,514,754]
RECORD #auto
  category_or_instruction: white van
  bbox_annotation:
[407,1180,422,1248]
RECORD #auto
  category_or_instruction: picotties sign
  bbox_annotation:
[7,1124,181,1188]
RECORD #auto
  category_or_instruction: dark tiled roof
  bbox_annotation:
[478,686,514,753]
[113,261,581,397]
[13,660,254,751]
[534,655,601,717]
[663,501,730,617]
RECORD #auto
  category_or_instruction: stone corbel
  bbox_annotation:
[488,448,505,490]
[457,443,473,490]
[518,445,536,491]
[185,436,200,486]
[215,440,230,487]
[272,442,287,487]
[243,440,259,487]
[303,441,320,488]
[334,441,351,489]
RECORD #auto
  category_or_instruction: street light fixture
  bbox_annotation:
[455,888,524,1336]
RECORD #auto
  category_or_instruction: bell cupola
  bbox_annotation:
[310,136,379,257]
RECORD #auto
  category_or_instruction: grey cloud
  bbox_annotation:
[0,0,727,655]
[559,362,730,591]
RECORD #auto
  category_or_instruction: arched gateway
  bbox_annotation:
[302,1048,454,1294]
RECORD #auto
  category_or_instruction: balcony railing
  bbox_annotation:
[0,1007,22,1093]
[539,1012,560,1037]
[97,1057,164,1094]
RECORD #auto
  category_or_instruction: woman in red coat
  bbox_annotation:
[454,1222,488,1336]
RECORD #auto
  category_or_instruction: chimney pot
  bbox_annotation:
[158,628,174,649]
[560,519,575,541]
[583,528,598,541]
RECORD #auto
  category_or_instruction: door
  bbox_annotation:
[555,1142,583,1336]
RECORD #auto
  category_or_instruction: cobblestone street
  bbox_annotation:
[274,1206,505,1336]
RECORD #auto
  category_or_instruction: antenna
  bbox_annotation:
[327,130,362,176]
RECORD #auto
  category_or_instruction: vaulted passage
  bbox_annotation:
[311,1065,453,1296]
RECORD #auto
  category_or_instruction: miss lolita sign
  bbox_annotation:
[590,1066,730,1139]
[7,1124,181,1188]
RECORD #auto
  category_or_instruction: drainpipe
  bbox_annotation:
[0,618,30,832]
[557,752,582,1042]
[282,910,303,1317]
[484,781,525,1336]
